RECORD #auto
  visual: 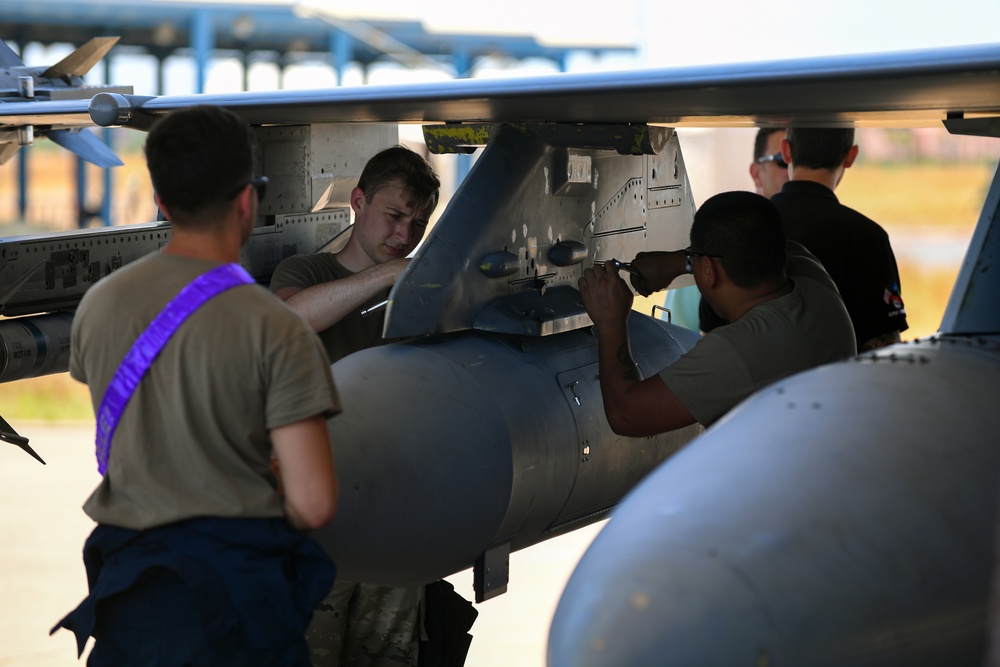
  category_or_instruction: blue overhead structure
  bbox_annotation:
[0,1,634,93]
[0,0,635,226]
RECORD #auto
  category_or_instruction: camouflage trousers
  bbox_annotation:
[307,579,424,667]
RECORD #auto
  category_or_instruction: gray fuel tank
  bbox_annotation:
[312,312,702,589]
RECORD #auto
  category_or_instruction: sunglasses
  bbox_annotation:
[684,247,724,274]
[227,175,269,201]
[755,152,789,169]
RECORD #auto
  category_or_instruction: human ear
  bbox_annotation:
[235,183,256,220]
[153,193,172,221]
[843,144,860,169]
[704,256,721,288]
[749,163,763,192]
[349,186,367,215]
[780,138,792,164]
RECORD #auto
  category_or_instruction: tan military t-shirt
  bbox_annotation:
[71,252,340,530]
[659,242,856,426]
[269,253,391,363]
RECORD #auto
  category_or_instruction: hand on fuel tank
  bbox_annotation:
[579,261,634,331]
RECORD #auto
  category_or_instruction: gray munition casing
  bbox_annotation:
[306,121,705,596]
[312,313,702,589]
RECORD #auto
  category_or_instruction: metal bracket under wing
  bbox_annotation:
[384,122,695,338]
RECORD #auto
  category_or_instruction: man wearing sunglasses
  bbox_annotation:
[773,127,908,352]
[578,190,855,437]
[55,105,341,665]
[751,128,790,198]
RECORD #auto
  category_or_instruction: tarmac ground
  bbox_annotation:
[0,421,604,667]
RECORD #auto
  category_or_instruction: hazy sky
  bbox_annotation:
[301,0,1000,66]
[19,0,1000,94]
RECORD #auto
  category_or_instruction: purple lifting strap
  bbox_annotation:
[94,263,254,475]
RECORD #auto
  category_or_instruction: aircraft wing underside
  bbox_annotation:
[0,42,984,133]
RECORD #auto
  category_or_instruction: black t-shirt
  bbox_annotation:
[771,180,907,348]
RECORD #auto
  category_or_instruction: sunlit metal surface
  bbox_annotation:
[550,336,1000,667]
[83,44,1000,130]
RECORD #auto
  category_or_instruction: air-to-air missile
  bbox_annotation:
[0,37,130,166]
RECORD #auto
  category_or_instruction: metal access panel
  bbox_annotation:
[0,216,345,320]
[0,122,396,320]
[386,123,696,338]
[549,316,703,530]
[253,123,399,219]
[0,215,346,383]
[0,223,171,317]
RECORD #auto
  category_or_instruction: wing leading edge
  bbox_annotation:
[84,42,1000,131]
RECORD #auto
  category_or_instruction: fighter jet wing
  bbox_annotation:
[88,42,1000,130]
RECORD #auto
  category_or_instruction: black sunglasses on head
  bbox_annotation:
[755,152,789,169]
[227,175,269,201]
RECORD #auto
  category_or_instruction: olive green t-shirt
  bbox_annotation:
[659,242,856,426]
[70,252,340,530]
[269,253,391,363]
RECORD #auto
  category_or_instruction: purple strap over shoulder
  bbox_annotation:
[94,263,254,475]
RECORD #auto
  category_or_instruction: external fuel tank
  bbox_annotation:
[312,313,702,596]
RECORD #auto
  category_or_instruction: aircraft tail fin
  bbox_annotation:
[47,128,124,168]
[0,415,45,465]
[0,39,24,67]
[41,37,119,79]
[0,143,21,166]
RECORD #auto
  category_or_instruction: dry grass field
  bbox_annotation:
[839,161,990,338]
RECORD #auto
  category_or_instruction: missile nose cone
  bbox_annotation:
[549,537,774,666]
[89,92,132,127]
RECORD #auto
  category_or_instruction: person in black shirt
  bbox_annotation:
[772,127,907,351]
